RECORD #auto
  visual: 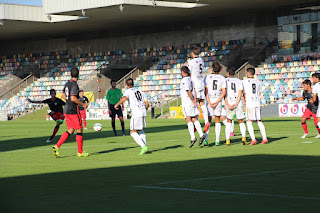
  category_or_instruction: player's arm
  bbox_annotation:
[61,93,66,101]
[225,96,232,109]
[27,98,43,104]
[214,88,226,106]
[71,96,88,108]
[145,100,149,110]
[187,90,196,105]
[234,90,243,108]
[114,96,128,110]
[292,97,305,101]
[313,93,317,103]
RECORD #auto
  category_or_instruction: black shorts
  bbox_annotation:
[110,104,123,119]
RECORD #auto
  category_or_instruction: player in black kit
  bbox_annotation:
[27,89,65,143]
[292,79,320,138]
[79,90,89,130]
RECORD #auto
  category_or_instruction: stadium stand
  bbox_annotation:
[255,52,320,104]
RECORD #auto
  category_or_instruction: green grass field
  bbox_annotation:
[1,117,320,212]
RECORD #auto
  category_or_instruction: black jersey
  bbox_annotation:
[78,96,89,111]
[303,90,318,113]
[42,98,65,113]
[63,80,80,114]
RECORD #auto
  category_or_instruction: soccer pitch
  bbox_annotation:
[1,118,320,212]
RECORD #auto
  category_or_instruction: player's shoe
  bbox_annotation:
[56,119,63,124]
[138,146,149,155]
[77,151,89,157]
[215,141,220,146]
[261,139,269,144]
[315,134,320,139]
[52,145,60,158]
[199,135,206,146]
[204,122,210,133]
[123,134,126,136]
[226,140,230,146]
[242,137,247,145]
[250,139,257,145]
[114,132,118,136]
[301,133,309,139]
[83,127,88,130]
[230,133,235,137]
[190,138,197,148]
[203,140,209,146]
[46,138,52,143]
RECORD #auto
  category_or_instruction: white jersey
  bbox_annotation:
[188,57,205,80]
[180,76,194,107]
[226,77,243,105]
[312,82,320,101]
[242,78,261,107]
[205,74,226,102]
[123,87,147,117]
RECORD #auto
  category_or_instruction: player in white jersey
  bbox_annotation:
[312,73,320,135]
[243,68,268,145]
[225,67,247,146]
[187,46,210,133]
[180,66,206,148]
[114,78,150,155]
[204,62,226,146]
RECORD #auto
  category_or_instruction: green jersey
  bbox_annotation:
[107,88,123,105]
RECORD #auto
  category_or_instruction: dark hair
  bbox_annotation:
[212,62,222,73]
[312,73,320,79]
[246,67,255,75]
[110,79,116,84]
[126,78,134,87]
[191,46,200,55]
[302,79,311,86]
[50,89,56,94]
[71,67,79,78]
[226,67,235,76]
[181,66,190,75]
[79,90,84,93]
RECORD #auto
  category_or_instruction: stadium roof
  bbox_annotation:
[0,0,316,41]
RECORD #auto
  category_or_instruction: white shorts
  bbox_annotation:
[221,107,227,117]
[182,105,200,119]
[246,106,261,121]
[317,107,320,118]
[208,101,223,117]
[130,116,146,130]
[193,79,205,100]
[227,102,245,120]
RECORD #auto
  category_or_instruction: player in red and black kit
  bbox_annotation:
[292,79,320,138]
[79,90,89,130]
[27,89,65,143]
[52,67,89,158]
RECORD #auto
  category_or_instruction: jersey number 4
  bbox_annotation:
[252,83,256,94]
[231,83,236,93]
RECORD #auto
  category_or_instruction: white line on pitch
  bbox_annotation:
[154,167,320,185]
[134,185,320,201]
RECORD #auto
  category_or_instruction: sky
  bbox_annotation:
[0,0,42,6]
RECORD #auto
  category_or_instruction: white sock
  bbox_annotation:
[222,119,228,126]
[194,120,204,137]
[201,105,209,124]
[138,130,146,145]
[205,129,210,141]
[240,123,246,138]
[258,122,267,140]
[226,122,231,140]
[187,122,196,140]
[247,121,255,141]
[130,132,145,147]
[215,123,221,142]
[231,120,235,133]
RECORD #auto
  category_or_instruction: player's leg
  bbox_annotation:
[301,109,311,138]
[118,106,125,136]
[185,115,197,148]
[75,128,88,157]
[204,116,212,146]
[138,116,147,144]
[230,120,235,137]
[81,110,87,130]
[246,107,256,145]
[192,116,206,146]
[235,103,246,145]
[215,116,221,146]
[312,113,320,138]
[130,117,149,155]
[225,119,232,145]
[47,122,61,143]
[256,108,268,144]
[199,99,210,132]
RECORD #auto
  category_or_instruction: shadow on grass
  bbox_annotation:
[1,154,320,212]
